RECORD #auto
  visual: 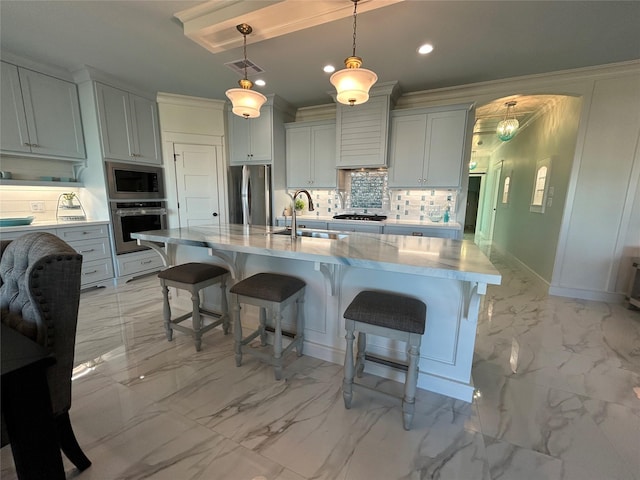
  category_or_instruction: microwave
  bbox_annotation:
[105,162,165,200]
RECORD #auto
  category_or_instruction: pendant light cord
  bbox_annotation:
[352,0,358,57]
[242,32,248,80]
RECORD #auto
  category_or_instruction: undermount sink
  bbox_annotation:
[271,229,348,240]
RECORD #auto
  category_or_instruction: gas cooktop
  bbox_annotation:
[332,214,387,221]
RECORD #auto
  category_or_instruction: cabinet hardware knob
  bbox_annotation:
[212,212,218,217]
[84,270,98,275]
[141,260,152,264]
[23,142,32,147]
[80,249,95,253]
[31,144,39,148]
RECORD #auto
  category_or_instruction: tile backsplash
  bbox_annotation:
[0,186,83,222]
[298,188,457,222]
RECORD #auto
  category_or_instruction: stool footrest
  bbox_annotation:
[239,328,262,346]
[364,353,409,372]
[244,338,301,362]
[264,325,296,339]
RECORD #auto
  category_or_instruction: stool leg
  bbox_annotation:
[295,294,305,356]
[191,289,202,352]
[343,320,355,409]
[233,296,243,367]
[161,283,173,342]
[355,332,366,377]
[220,277,230,335]
[259,308,268,346]
[273,307,284,380]
[403,335,421,430]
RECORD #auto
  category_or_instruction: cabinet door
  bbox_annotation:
[248,111,272,161]
[0,63,31,154]
[311,123,337,188]
[19,68,85,159]
[129,94,161,164]
[228,113,251,164]
[388,114,427,187]
[286,126,312,187]
[384,225,457,238]
[423,110,467,187]
[96,83,134,161]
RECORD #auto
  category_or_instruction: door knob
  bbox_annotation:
[212,212,218,217]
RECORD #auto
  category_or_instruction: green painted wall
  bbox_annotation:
[489,96,583,282]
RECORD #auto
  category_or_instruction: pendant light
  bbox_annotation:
[225,23,267,119]
[330,0,378,106]
[496,101,519,141]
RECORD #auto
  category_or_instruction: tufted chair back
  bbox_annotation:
[0,232,83,415]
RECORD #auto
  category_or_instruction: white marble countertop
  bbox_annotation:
[133,224,501,285]
[278,215,462,230]
[0,219,109,233]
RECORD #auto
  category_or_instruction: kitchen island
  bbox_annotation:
[132,224,501,402]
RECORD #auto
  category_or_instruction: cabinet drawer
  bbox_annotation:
[0,228,56,241]
[327,222,383,234]
[81,258,114,286]
[56,224,109,242]
[384,225,457,238]
[67,237,111,262]
[116,250,164,277]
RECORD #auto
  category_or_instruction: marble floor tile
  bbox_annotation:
[2,245,639,480]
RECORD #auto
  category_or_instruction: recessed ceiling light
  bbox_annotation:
[418,44,434,55]
[254,79,266,87]
[323,65,335,73]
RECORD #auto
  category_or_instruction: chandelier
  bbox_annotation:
[496,101,519,141]
[225,24,267,119]
[330,0,378,106]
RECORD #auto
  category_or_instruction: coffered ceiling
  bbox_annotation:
[1,0,638,157]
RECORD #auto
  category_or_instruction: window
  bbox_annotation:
[530,158,551,213]
[502,175,511,204]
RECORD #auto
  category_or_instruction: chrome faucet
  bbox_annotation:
[290,189,315,239]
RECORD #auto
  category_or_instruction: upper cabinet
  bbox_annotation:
[285,120,336,188]
[228,108,273,164]
[388,105,471,188]
[0,61,85,160]
[95,82,161,165]
[334,81,400,168]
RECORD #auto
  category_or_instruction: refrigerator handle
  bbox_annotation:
[241,165,250,225]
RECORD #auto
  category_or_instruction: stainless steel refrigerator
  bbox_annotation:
[228,165,272,226]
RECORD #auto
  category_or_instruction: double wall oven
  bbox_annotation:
[106,162,167,254]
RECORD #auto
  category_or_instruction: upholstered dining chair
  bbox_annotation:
[0,232,91,471]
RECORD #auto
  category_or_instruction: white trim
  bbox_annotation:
[548,286,626,303]
[156,92,226,110]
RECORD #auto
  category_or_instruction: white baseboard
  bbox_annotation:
[548,285,626,303]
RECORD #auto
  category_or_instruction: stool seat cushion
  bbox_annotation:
[158,262,228,284]
[230,273,305,302]
[344,291,426,334]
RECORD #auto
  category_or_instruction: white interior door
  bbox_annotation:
[173,143,222,227]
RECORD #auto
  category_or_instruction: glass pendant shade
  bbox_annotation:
[330,65,378,106]
[496,118,519,141]
[226,23,266,119]
[330,1,377,106]
[496,101,519,141]
[225,87,267,119]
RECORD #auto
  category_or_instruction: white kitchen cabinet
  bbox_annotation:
[116,249,164,279]
[95,82,161,165]
[285,120,336,188]
[228,107,273,164]
[388,106,469,188]
[56,223,114,289]
[0,62,85,160]
[327,222,383,234]
[383,225,458,239]
[276,219,328,230]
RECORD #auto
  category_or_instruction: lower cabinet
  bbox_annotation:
[383,225,459,239]
[276,219,328,230]
[327,222,383,234]
[0,223,115,289]
[116,249,164,279]
[59,224,115,288]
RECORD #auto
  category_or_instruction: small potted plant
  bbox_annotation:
[62,192,77,208]
[294,198,305,212]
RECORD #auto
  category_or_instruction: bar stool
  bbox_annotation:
[158,262,230,352]
[342,290,426,430]
[230,273,306,380]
